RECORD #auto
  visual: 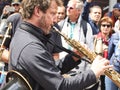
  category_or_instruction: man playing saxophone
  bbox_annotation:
[8,0,113,90]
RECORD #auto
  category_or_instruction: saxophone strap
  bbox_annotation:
[20,22,81,60]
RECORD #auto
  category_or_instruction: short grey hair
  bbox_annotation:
[75,0,84,10]
[69,0,83,10]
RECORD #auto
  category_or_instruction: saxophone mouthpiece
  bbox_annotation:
[52,26,59,32]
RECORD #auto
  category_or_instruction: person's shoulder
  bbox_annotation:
[11,13,21,17]
[7,13,21,22]
[8,13,21,19]
[81,19,88,24]
[58,19,66,25]
[58,19,64,23]
[82,19,91,28]
[112,32,119,36]
[104,11,113,17]
[111,32,120,40]
[57,18,67,30]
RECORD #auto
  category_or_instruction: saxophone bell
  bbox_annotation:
[1,70,32,90]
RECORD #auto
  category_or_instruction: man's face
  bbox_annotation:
[66,1,80,21]
[56,6,66,22]
[89,7,102,23]
[113,8,120,18]
[39,1,58,34]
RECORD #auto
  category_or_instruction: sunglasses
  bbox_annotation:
[13,4,19,6]
[101,24,111,28]
[66,6,74,10]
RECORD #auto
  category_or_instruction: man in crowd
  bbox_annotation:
[105,3,120,26]
[82,0,102,35]
[58,0,100,89]
[56,5,66,22]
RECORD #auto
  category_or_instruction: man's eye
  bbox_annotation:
[51,12,56,16]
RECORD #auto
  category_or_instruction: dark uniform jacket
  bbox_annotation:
[9,22,97,90]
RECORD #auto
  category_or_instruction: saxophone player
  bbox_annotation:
[8,0,113,90]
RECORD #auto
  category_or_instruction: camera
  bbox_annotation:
[5,6,15,13]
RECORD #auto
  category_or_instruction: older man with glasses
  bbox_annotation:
[58,0,99,89]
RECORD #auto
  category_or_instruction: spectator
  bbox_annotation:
[105,3,120,26]
[58,0,99,89]
[8,0,112,90]
[0,0,21,19]
[105,17,120,90]
[58,0,94,51]
[82,0,102,35]
[56,6,66,22]
[11,0,21,13]
[94,16,113,90]
[0,0,11,16]
[0,0,22,74]
[114,16,120,32]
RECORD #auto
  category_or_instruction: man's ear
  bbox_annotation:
[89,13,91,18]
[34,6,43,17]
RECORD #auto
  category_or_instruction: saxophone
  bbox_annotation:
[53,26,120,88]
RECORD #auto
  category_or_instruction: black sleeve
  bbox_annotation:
[57,54,81,74]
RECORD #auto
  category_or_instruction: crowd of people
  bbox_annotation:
[0,0,120,90]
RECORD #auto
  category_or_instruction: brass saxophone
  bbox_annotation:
[53,26,120,88]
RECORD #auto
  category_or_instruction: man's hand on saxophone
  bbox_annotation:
[72,49,84,61]
[72,44,113,79]
[72,43,93,62]
[91,55,113,79]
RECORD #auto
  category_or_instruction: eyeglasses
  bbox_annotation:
[13,4,19,6]
[66,6,74,10]
[101,24,111,28]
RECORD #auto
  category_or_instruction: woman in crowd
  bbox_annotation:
[94,16,113,90]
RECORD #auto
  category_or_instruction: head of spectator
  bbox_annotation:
[114,16,120,32]
[11,0,21,12]
[112,3,120,19]
[0,0,10,16]
[66,0,83,22]
[56,6,66,22]
[89,5,102,25]
[99,16,113,36]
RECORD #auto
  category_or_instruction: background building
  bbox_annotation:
[86,0,120,15]
[63,0,120,16]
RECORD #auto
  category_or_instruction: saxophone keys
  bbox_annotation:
[112,75,118,80]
